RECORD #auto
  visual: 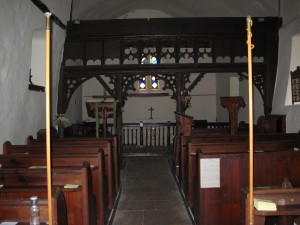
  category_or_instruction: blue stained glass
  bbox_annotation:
[151,76,158,89]
[139,77,146,90]
[151,56,157,64]
[139,54,159,91]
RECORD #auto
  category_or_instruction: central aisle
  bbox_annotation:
[111,156,194,225]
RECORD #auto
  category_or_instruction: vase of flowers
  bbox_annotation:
[54,114,69,139]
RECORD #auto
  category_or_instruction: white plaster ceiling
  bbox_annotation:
[72,0,280,20]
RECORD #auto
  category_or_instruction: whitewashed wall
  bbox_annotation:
[272,1,300,133]
[72,0,279,20]
[238,78,264,124]
[187,73,217,122]
[0,0,71,151]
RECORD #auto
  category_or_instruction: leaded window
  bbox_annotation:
[139,55,159,91]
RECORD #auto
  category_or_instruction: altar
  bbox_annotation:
[135,118,171,124]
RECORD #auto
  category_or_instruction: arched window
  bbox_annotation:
[29,29,45,92]
[139,54,159,91]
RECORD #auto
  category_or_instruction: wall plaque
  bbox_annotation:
[291,66,300,104]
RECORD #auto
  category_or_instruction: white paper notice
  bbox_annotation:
[200,158,220,188]
[0,223,18,225]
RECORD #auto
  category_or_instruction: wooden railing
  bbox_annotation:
[122,122,176,150]
[68,121,229,154]
[68,121,176,149]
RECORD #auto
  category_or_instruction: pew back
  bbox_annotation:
[0,152,108,225]
[241,188,300,225]
[26,136,120,193]
[3,142,116,210]
[184,136,300,209]
[0,163,95,225]
[194,149,300,225]
[0,187,67,225]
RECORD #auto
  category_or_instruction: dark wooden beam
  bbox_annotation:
[63,63,266,76]
[30,0,66,30]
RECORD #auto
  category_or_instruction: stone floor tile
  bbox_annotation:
[112,156,193,225]
[118,192,132,201]
[131,192,149,200]
[122,185,154,192]
[149,190,182,200]
[112,210,143,225]
[155,200,187,210]
[143,209,193,225]
[117,200,155,210]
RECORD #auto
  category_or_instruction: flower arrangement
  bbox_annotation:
[54,114,69,127]
[54,114,69,139]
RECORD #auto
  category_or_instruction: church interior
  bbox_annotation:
[1,0,300,225]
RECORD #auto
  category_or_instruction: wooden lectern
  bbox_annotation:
[220,96,246,135]
[86,100,116,137]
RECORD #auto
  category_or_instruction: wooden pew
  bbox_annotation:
[27,136,121,193]
[179,133,300,192]
[0,162,96,225]
[186,139,300,209]
[174,114,268,186]
[241,188,300,225]
[173,112,193,178]
[183,134,300,208]
[3,141,116,210]
[0,151,108,225]
[0,187,67,225]
[193,147,300,225]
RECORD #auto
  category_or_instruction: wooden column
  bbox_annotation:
[220,96,246,135]
[115,75,123,136]
[176,74,185,113]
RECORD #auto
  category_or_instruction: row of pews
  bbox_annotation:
[173,112,300,225]
[0,129,122,225]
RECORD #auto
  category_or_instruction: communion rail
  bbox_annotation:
[68,121,230,152]
[122,122,176,149]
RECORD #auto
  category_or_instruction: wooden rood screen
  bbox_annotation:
[58,17,282,137]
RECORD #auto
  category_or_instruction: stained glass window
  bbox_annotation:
[139,77,147,90]
[139,54,159,91]
[151,76,159,90]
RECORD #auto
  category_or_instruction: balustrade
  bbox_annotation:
[122,122,176,151]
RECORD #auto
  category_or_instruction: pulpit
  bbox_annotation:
[86,100,116,137]
[220,96,246,135]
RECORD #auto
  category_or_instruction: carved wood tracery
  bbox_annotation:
[58,17,282,130]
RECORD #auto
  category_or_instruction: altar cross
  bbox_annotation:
[149,106,154,119]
